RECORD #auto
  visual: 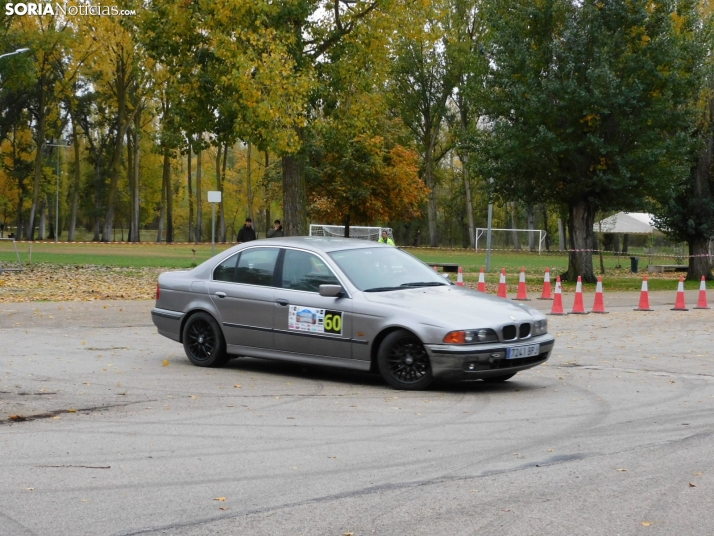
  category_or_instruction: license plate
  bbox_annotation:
[507,344,540,359]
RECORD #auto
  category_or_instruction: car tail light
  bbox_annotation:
[155,285,160,301]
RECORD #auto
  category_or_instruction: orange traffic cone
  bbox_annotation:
[477,268,486,293]
[591,276,608,313]
[571,276,588,314]
[497,268,507,298]
[456,266,464,286]
[548,276,566,315]
[671,277,688,311]
[538,268,553,300]
[634,276,654,311]
[694,276,710,309]
[514,267,530,301]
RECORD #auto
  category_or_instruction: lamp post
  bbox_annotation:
[46,141,71,242]
[0,48,30,61]
[207,191,221,256]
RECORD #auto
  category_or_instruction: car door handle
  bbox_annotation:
[276,299,289,306]
[215,292,227,298]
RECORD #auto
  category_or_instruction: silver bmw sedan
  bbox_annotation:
[151,237,555,390]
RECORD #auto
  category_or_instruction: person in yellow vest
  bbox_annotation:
[379,230,395,246]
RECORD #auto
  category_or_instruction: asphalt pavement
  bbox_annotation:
[0,292,712,536]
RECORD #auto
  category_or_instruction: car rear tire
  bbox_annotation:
[482,373,516,383]
[377,330,433,390]
[182,312,229,367]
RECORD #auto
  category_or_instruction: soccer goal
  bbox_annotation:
[0,238,23,273]
[309,224,393,242]
[475,228,547,255]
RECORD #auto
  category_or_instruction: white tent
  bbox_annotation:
[593,212,657,234]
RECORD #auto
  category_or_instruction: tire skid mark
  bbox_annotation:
[0,509,39,536]
[108,429,713,536]
[0,400,158,426]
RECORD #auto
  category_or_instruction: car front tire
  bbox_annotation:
[182,312,229,367]
[377,330,433,390]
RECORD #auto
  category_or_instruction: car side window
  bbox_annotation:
[235,247,279,286]
[213,254,239,282]
[281,249,340,292]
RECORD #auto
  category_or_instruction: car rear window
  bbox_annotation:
[235,247,280,286]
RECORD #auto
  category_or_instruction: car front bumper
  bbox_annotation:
[425,335,555,381]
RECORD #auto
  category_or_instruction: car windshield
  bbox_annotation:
[328,247,449,292]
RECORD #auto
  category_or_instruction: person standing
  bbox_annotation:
[379,230,395,246]
[267,219,284,238]
[237,218,257,242]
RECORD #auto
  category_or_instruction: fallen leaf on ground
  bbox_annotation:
[162,360,169,367]
[214,497,226,502]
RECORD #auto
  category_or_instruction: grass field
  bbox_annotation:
[0,240,704,292]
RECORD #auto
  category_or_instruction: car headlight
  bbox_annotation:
[532,319,548,336]
[443,329,499,344]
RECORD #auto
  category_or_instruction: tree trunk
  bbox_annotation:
[511,202,521,250]
[687,237,713,280]
[686,107,714,280]
[215,143,226,242]
[558,217,566,251]
[93,160,102,241]
[264,151,270,236]
[196,148,202,242]
[133,122,141,242]
[221,143,228,241]
[164,145,173,243]
[424,145,438,247]
[127,128,135,242]
[246,142,254,224]
[102,61,137,242]
[282,152,306,237]
[128,110,141,242]
[68,122,80,242]
[622,234,629,254]
[188,146,194,242]
[461,154,475,248]
[541,206,550,250]
[527,205,535,252]
[38,199,46,240]
[28,76,46,240]
[156,160,165,243]
[564,200,597,283]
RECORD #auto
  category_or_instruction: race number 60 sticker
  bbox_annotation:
[323,310,343,335]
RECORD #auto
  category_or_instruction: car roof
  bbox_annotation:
[251,236,388,253]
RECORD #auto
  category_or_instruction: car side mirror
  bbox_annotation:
[319,284,344,298]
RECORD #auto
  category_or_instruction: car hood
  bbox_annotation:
[361,285,542,328]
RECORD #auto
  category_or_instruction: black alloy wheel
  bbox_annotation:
[377,330,433,390]
[182,312,228,367]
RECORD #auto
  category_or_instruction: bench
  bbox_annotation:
[648,264,688,273]
[429,263,459,273]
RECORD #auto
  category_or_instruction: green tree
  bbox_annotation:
[387,0,460,247]
[652,28,714,280]
[475,0,705,282]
